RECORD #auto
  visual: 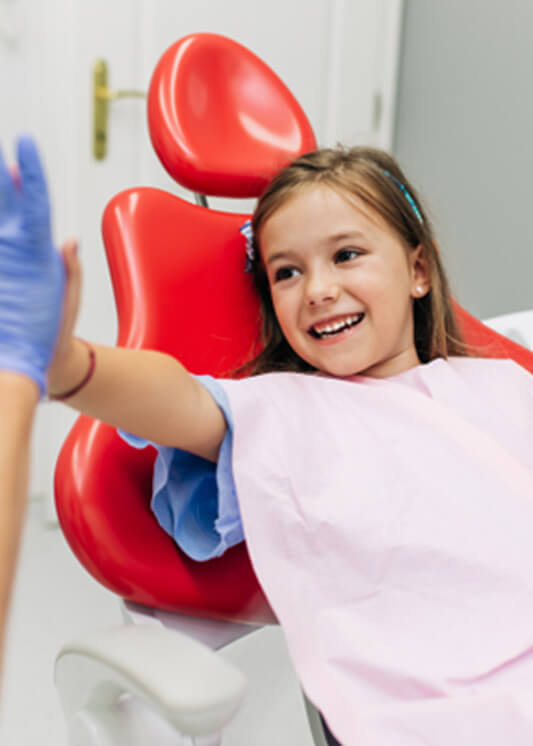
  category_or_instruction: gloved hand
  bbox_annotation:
[0,135,65,395]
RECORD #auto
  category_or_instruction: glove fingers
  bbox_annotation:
[16,134,52,244]
[0,145,20,220]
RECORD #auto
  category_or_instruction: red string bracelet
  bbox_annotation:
[49,340,96,401]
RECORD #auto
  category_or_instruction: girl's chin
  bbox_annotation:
[305,358,369,378]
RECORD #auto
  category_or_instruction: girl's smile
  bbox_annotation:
[259,184,430,378]
[308,311,365,343]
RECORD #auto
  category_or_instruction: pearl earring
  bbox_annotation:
[415,285,423,295]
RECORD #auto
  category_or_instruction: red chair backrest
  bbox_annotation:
[54,34,533,623]
[55,194,277,622]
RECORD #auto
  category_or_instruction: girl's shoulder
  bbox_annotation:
[214,356,533,402]
[394,356,533,400]
[431,356,532,431]
[219,356,532,391]
[445,355,533,381]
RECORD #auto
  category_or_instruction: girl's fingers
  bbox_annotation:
[61,238,80,306]
[56,238,81,352]
[62,237,78,264]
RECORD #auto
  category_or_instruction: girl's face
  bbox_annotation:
[259,184,430,378]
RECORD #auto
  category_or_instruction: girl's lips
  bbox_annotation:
[309,314,365,345]
[307,312,364,334]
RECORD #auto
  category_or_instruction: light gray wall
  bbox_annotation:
[393,0,533,318]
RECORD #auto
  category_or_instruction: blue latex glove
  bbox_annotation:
[0,135,65,395]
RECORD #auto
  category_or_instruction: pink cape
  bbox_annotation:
[219,357,533,745]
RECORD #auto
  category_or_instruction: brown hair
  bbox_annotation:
[240,145,469,376]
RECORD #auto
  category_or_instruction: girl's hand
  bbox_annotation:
[0,136,66,395]
[47,237,82,390]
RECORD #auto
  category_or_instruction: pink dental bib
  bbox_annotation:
[219,357,533,745]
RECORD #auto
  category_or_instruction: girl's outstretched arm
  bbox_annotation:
[48,246,227,463]
[0,135,226,464]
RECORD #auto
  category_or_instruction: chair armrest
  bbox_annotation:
[55,624,246,741]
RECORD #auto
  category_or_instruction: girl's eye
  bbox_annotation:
[273,266,300,282]
[335,248,361,263]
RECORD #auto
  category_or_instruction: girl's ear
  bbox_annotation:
[410,244,431,298]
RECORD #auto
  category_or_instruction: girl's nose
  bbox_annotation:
[304,273,340,306]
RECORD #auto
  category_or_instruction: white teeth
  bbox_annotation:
[313,314,363,336]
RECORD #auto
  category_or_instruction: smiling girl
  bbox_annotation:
[2,141,533,745]
[243,146,465,379]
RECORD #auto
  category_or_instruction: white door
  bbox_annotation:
[2,0,403,515]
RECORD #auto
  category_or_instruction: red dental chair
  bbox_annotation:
[53,33,533,746]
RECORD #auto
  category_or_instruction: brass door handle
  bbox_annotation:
[93,59,146,160]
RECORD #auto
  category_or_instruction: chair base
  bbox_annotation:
[123,601,329,745]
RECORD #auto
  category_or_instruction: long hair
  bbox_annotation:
[240,146,469,376]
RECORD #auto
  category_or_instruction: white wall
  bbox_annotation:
[394,0,533,318]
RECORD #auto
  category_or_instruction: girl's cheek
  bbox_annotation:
[274,296,297,331]
[273,301,290,328]
[270,292,286,321]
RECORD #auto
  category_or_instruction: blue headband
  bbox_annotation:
[240,169,423,272]
[382,170,423,224]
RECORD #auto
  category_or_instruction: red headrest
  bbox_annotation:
[147,33,317,197]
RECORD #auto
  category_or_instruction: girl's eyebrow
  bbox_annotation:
[327,230,368,243]
[266,231,367,267]
[266,250,297,266]
[266,230,368,265]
